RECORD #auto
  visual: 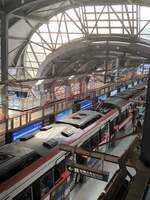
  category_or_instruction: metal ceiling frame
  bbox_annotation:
[15,2,150,79]
[1,0,150,80]
[2,0,150,14]
[34,35,150,80]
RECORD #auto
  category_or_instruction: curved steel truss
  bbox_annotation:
[23,3,150,78]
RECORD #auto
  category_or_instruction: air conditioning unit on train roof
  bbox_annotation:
[43,139,58,149]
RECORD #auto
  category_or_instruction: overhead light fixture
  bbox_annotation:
[36,79,44,86]
[68,75,75,80]
[96,67,102,71]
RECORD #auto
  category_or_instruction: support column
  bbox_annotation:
[104,42,109,84]
[49,84,55,102]
[65,81,71,99]
[104,60,108,84]
[1,13,9,132]
[81,78,89,96]
[141,70,150,166]
[115,57,119,82]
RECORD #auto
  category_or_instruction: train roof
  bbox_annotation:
[117,85,146,99]
[16,123,84,156]
[104,97,131,111]
[56,110,100,128]
[0,144,39,182]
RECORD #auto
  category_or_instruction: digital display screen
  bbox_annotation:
[143,64,150,71]
[80,100,93,110]
[12,121,42,141]
[110,90,117,97]
[120,87,126,92]
[98,94,107,101]
[16,91,28,98]
[55,109,72,121]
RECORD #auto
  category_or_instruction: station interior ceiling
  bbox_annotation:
[0,0,150,87]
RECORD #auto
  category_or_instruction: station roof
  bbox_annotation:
[0,0,150,83]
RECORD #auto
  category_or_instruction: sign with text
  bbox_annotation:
[67,161,109,182]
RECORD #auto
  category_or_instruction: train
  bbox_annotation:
[0,85,146,200]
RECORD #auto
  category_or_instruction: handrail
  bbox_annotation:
[0,75,148,128]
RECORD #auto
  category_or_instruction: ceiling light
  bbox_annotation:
[35,79,44,85]
[68,75,75,80]
[96,67,102,71]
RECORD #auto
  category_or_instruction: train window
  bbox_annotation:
[40,168,54,197]
[101,124,108,133]
[91,132,100,149]
[100,124,109,144]
[13,187,33,200]
[81,131,100,151]
[111,116,120,125]
[121,111,125,121]
[99,104,111,114]
[54,159,66,182]
[80,115,100,129]
[121,110,128,121]
[82,139,91,150]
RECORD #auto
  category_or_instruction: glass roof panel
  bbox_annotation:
[24,4,150,78]
[31,33,41,43]
[39,24,48,32]
[141,6,150,20]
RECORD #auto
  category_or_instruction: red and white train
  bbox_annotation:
[0,93,137,200]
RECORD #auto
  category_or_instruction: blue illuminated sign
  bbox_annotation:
[55,109,73,121]
[98,94,107,101]
[12,121,42,141]
[80,100,93,110]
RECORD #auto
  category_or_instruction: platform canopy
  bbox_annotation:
[0,0,150,82]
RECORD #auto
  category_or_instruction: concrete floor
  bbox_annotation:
[70,135,136,200]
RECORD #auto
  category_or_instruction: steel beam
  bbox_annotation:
[59,144,120,164]
[5,0,63,14]
[115,57,119,82]
[67,160,109,182]
[10,13,48,23]
[141,70,150,167]
[1,13,9,132]
[104,42,109,83]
